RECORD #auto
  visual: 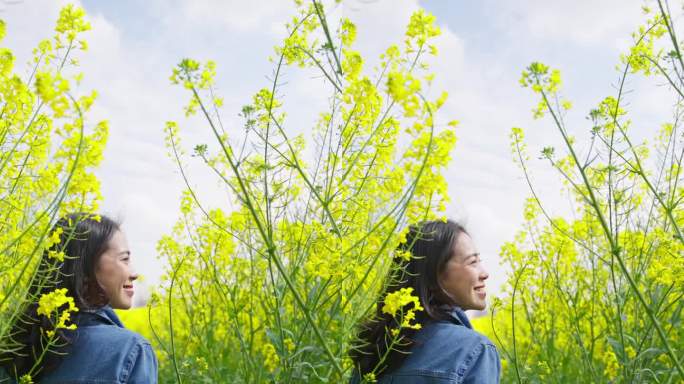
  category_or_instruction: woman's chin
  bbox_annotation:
[110,299,132,310]
[469,299,487,311]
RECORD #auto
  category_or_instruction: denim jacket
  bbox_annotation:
[353,307,501,384]
[1,306,157,384]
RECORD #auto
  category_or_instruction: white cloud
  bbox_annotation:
[494,0,643,49]
[2,0,80,63]
[180,0,291,33]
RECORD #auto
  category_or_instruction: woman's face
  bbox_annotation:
[438,232,489,311]
[95,230,138,309]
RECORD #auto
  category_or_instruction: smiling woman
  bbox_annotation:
[0,214,157,383]
[350,220,500,383]
[439,232,489,312]
[95,230,138,310]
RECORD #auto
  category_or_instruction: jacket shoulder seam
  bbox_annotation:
[454,342,485,383]
[120,340,143,382]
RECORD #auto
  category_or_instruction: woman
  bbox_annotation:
[350,220,500,383]
[0,213,157,383]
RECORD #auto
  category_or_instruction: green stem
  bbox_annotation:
[168,255,184,384]
[656,0,684,76]
[537,79,684,378]
[311,0,343,76]
[187,82,344,376]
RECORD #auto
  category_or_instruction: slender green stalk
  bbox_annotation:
[510,264,527,384]
[536,79,684,378]
[186,81,345,376]
[311,0,343,76]
[168,256,184,384]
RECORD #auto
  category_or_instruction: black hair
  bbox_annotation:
[349,219,468,378]
[0,213,120,380]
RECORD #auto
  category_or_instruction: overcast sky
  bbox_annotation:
[3,0,669,303]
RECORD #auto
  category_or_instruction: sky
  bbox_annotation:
[2,0,670,304]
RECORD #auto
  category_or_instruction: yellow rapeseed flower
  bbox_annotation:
[261,342,280,373]
[37,288,79,338]
[47,250,65,262]
[37,288,75,316]
[47,227,63,247]
[382,287,424,332]
[382,287,422,316]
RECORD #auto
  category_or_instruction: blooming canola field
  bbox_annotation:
[0,2,682,383]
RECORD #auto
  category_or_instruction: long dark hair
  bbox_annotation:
[0,213,120,379]
[349,219,468,378]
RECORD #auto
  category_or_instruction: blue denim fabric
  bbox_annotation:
[352,308,501,384]
[1,306,157,384]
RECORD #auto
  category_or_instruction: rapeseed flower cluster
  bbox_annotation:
[21,2,681,383]
[260,343,280,373]
[0,4,106,378]
[144,1,456,382]
[382,287,423,335]
[37,288,79,338]
[480,7,684,381]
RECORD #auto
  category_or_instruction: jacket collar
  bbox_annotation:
[78,305,124,328]
[447,306,473,329]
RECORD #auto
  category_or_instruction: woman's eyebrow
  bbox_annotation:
[465,252,480,261]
